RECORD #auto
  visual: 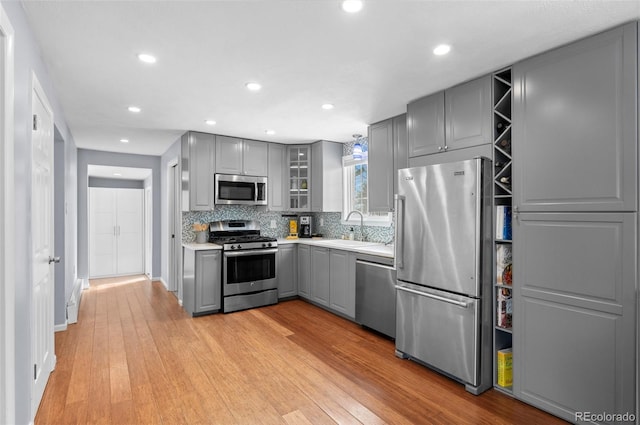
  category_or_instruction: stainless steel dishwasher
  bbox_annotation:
[355,254,396,338]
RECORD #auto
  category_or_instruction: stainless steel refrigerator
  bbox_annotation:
[394,157,493,395]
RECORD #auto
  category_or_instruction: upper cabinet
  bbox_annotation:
[408,76,491,158]
[368,113,407,212]
[287,145,311,211]
[407,91,445,157]
[267,143,286,211]
[311,140,343,212]
[181,131,216,211]
[513,22,637,212]
[215,136,268,176]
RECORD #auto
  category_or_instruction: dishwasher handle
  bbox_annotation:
[356,259,395,271]
[395,285,469,308]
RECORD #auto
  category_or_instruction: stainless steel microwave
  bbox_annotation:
[215,174,268,206]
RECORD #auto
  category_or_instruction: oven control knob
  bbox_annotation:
[237,244,242,250]
[267,242,272,247]
[262,243,267,248]
[230,245,236,250]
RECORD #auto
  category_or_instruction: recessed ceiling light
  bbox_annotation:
[137,53,157,64]
[128,106,141,113]
[342,0,363,13]
[205,120,216,126]
[245,82,262,91]
[113,173,122,177]
[321,103,335,110]
[433,44,451,56]
[120,139,129,143]
[265,129,276,135]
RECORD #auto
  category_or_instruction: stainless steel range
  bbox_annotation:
[209,220,278,313]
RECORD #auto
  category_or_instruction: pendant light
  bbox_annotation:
[352,134,363,160]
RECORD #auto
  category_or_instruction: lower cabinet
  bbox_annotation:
[329,250,356,319]
[297,244,311,298]
[277,244,297,298]
[310,246,330,307]
[298,245,356,319]
[182,248,222,315]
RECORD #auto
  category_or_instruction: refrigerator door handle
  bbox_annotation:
[395,285,470,308]
[394,194,405,269]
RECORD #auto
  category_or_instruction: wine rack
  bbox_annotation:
[492,67,513,395]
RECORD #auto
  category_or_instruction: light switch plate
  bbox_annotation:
[270,220,277,228]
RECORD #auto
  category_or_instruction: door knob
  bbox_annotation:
[48,256,61,264]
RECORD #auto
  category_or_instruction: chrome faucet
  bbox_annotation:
[346,210,365,241]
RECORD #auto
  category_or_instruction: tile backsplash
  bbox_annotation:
[182,206,393,244]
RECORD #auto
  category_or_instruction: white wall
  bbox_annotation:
[0,1,77,423]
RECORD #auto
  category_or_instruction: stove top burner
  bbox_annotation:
[210,235,277,244]
[207,220,277,250]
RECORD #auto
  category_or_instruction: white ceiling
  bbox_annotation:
[21,0,640,156]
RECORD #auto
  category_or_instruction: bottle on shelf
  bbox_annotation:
[499,176,510,185]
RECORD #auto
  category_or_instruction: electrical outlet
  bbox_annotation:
[320,218,324,226]
[270,220,277,228]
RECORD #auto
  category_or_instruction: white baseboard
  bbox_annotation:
[54,323,67,332]
[152,275,162,282]
[159,277,168,290]
[66,278,85,324]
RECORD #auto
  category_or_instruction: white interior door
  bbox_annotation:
[116,189,143,275]
[89,187,143,278]
[31,75,55,416]
[89,188,116,277]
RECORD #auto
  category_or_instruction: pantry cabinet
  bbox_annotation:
[407,76,491,158]
[181,131,216,211]
[182,248,222,315]
[511,21,638,423]
[277,244,297,298]
[216,136,268,176]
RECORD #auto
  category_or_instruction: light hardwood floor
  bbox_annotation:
[35,275,567,424]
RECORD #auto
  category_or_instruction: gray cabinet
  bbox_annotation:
[215,135,243,175]
[513,22,637,213]
[267,143,286,211]
[407,76,491,158]
[445,75,492,151]
[311,141,343,212]
[216,136,268,176]
[407,91,444,157]
[243,139,268,176]
[181,131,215,211]
[368,118,394,212]
[393,114,408,198]
[297,244,311,298]
[182,248,222,315]
[511,21,638,424]
[328,249,356,319]
[277,244,297,298]
[287,146,311,211]
[310,246,330,306]
[513,212,637,422]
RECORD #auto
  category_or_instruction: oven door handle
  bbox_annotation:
[224,248,278,257]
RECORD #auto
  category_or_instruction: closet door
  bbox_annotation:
[89,188,117,278]
[115,189,144,275]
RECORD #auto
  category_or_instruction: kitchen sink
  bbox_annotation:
[356,244,394,257]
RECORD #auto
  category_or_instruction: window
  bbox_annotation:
[342,153,392,225]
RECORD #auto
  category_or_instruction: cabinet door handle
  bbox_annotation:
[394,194,405,269]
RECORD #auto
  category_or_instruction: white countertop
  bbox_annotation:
[183,238,393,258]
[182,242,223,251]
